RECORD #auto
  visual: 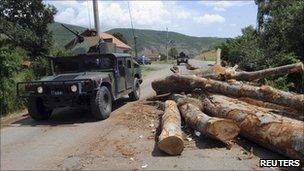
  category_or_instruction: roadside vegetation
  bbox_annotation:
[194,50,217,61]
[0,0,58,116]
[216,1,304,93]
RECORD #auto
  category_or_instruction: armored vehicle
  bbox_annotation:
[17,53,142,120]
[177,52,189,65]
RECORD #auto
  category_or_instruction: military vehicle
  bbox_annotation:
[17,53,142,121]
[176,52,189,65]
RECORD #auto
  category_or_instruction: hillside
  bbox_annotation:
[49,22,87,48]
[49,22,226,55]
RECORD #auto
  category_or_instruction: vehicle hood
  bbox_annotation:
[39,72,111,82]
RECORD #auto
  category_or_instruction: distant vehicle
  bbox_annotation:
[177,52,189,65]
[135,56,151,65]
[17,53,142,121]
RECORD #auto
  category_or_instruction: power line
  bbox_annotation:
[127,2,137,57]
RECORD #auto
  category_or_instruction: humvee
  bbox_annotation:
[17,53,142,120]
[177,52,189,65]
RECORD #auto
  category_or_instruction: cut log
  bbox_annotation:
[222,62,304,81]
[202,62,304,81]
[202,94,304,159]
[238,97,304,121]
[171,94,240,143]
[158,100,184,155]
[151,74,304,110]
[185,63,199,70]
[170,66,179,74]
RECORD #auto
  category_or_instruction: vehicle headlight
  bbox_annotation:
[37,86,43,94]
[71,85,78,92]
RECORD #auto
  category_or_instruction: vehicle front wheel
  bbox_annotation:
[129,78,140,101]
[28,97,52,121]
[90,86,112,120]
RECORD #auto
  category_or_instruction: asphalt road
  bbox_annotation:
[0,60,282,170]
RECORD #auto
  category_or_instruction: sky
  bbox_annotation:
[44,0,258,38]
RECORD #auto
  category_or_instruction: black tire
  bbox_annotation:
[90,86,112,120]
[28,97,52,121]
[129,78,140,101]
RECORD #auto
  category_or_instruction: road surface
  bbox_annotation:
[1,60,282,170]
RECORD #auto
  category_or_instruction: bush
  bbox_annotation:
[0,45,25,116]
[32,57,51,78]
[218,1,304,93]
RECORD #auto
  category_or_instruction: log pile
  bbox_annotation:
[152,59,304,159]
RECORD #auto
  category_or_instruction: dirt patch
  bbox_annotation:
[115,143,137,157]
[0,110,28,129]
[120,100,163,131]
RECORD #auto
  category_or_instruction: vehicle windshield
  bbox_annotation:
[53,56,114,74]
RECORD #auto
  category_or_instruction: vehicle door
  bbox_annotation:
[115,58,126,92]
[125,58,134,89]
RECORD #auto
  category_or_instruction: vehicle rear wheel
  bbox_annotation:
[129,78,140,101]
[28,97,52,121]
[90,86,112,120]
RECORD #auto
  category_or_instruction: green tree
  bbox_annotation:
[0,38,24,116]
[0,0,57,58]
[112,32,128,44]
[219,1,303,93]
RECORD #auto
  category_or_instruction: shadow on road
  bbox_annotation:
[11,97,131,127]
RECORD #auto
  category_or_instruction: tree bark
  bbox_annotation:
[158,100,184,155]
[202,94,304,159]
[200,62,304,81]
[151,74,304,110]
[171,94,240,143]
[224,62,304,81]
[238,97,304,121]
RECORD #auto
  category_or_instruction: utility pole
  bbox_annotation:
[128,2,137,57]
[92,0,101,37]
[166,27,168,62]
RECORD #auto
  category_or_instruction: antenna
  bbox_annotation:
[87,0,92,29]
[127,2,138,57]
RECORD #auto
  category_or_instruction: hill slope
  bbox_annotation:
[49,22,226,55]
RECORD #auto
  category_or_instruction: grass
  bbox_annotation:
[194,50,217,61]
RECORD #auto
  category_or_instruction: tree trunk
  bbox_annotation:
[151,74,304,110]
[202,94,304,159]
[200,62,304,81]
[158,100,184,155]
[223,62,304,81]
[238,97,304,121]
[171,94,240,143]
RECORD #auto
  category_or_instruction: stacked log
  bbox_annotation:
[171,94,240,143]
[152,61,303,159]
[151,74,304,110]
[208,62,304,81]
[202,94,304,159]
[158,100,184,155]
